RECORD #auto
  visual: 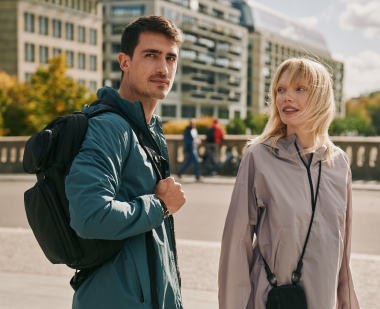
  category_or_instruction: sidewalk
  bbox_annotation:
[0,228,380,308]
[2,174,380,191]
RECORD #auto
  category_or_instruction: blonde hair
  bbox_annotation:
[247,58,336,166]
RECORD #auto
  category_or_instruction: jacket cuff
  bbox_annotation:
[149,195,165,226]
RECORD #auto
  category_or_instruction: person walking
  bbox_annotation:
[219,58,360,309]
[177,118,203,181]
[65,16,186,309]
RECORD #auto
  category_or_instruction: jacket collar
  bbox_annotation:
[262,134,327,164]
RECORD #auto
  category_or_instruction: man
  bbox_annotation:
[176,118,203,181]
[211,118,226,145]
[65,16,186,309]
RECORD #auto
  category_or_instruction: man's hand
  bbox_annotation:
[154,177,186,215]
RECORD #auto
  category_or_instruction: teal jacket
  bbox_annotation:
[65,86,182,309]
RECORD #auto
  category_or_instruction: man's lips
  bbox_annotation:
[150,79,169,86]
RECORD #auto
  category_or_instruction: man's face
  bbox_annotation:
[122,32,179,102]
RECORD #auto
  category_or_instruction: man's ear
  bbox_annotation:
[118,53,130,74]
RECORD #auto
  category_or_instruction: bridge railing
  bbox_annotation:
[1,135,379,181]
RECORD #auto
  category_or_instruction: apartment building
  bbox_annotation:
[0,0,103,92]
[232,0,345,117]
[102,0,248,122]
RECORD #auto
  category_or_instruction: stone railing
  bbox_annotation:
[1,135,379,180]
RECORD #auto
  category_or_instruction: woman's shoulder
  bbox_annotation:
[330,144,351,169]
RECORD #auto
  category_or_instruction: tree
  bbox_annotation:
[0,54,96,136]
[226,117,246,134]
[244,112,268,135]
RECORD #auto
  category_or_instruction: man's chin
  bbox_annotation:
[143,90,169,100]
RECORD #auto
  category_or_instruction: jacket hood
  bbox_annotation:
[261,134,328,165]
[82,86,161,142]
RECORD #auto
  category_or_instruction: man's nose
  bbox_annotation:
[156,58,168,75]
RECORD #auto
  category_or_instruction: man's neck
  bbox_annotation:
[119,85,156,124]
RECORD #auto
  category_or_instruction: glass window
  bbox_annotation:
[25,43,35,62]
[182,15,197,24]
[218,107,229,119]
[90,29,97,45]
[281,46,284,55]
[66,51,74,67]
[171,83,177,91]
[201,106,213,116]
[173,0,189,8]
[53,48,61,55]
[78,53,85,69]
[162,105,177,117]
[78,26,85,43]
[53,19,61,38]
[181,84,196,92]
[78,79,85,86]
[216,58,230,67]
[234,111,241,119]
[40,46,48,63]
[198,4,207,14]
[183,33,197,42]
[217,42,230,50]
[112,43,121,53]
[198,37,215,48]
[112,24,125,35]
[265,82,270,93]
[199,53,214,63]
[275,44,279,54]
[25,73,32,81]
[161,8,178,20]
[262,67,270,78]
[111,5,145,17]
[90,81,97,93]
[112,61,120,72]
[180,50,196,60]
[265,41,272,52]
[66,22,73,40]
[228,14,239,24]
[90,55,96,71]
[212,9,224,19]
[181,105,196,118]
[25,13,34,32]
[264,53,271,65]
[39,16,48,35]
[231,60,242,69]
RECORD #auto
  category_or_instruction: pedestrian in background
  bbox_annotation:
[204,118,226,159]
[177,118,203,181]
[219,58,360,309]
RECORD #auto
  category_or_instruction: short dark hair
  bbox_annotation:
[120,15,183,81]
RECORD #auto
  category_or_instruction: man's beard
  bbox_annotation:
[142,87,168,100]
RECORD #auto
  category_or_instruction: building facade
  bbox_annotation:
[233,0,345,117]
[0,0,103,92]
[102,0,248,122]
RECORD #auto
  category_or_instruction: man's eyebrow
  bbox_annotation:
[141,49,178,58]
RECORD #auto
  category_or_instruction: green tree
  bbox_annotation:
[0,54,96,136]
[226,117,246,134]
[244,112,268,134]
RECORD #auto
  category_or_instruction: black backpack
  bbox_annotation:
[206,127,215,143]
[23,100,180,306]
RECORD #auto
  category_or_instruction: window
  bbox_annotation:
[78,79,85,86]
[66,50,74,67]
[25,73,32,81]
[90,81,97,93]
[39,16,48,35]
[182,66,196,74]
[180,50,196,60]
[53,48,62,55]
[281,46,285,55]
[183,33,197,43]
[262,67,270,78]
[78,26,85,43]
[181,105,196,118]
[90,29,97,45]
[201,106,213,116]
[198,4,207,14]
[182,15,197,24]
[171,83,177,91]
[78,53,85,69]
[111,5,145,17]
[90,55,97,71]
[25,13,34,32]
[112,24,125,35]
[112,80,121,89]
[173,0,189,8]
[199,53,214,63]
[40,46,48,63]
[112,61,120,72]
[112,43,121,53]
[216,58,230,67]
[65,23,73,40]
[25,43,35,62]
[264,54,271,65]
[198,37,214,48]
[53,19,61,38]
[212,9,224,19]
[218,107,229,119]
[54,0,62,4]
[181,84,196,92]
[228,14,239,24]
[265,41,272,52]
[265,82,270,93]
[161,105,177,117]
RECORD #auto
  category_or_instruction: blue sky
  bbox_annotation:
[250,0,380,99]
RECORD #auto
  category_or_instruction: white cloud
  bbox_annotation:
[299,16,319,28]
[342,50,380,98]
[340,1,380,38]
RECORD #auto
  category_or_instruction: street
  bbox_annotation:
[2,179,380,255]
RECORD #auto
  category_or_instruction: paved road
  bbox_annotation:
[1,179,380,255]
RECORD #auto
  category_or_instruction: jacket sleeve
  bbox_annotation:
[336,170,360,309]
[65,114,164,240]
[218,148,258,309]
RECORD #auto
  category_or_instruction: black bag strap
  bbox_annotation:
[86,100,180,307]
[262,142,322,287]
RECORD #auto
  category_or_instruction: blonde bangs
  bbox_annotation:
[247,57,336,166]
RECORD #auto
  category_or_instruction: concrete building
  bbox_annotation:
[0,0,103,92]
[102,0,248,122]
[232,0,345,117]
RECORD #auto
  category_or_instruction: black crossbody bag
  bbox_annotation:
[264,142,322,309]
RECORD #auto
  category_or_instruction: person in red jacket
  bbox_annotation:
[211,118,225,145]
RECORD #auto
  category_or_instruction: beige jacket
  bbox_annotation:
[219,134,360,309]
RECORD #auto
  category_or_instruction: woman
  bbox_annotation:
[218,58,360,309]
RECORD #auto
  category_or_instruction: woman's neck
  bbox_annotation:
[287,126,314,149]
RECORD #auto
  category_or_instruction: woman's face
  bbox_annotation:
[275,69,310,134]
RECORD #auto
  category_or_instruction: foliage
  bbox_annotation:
[162,116,217,135]
[244,112,269,135]
[0,55,96,136]
[329,115,374,136]
[226,117,246,134]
